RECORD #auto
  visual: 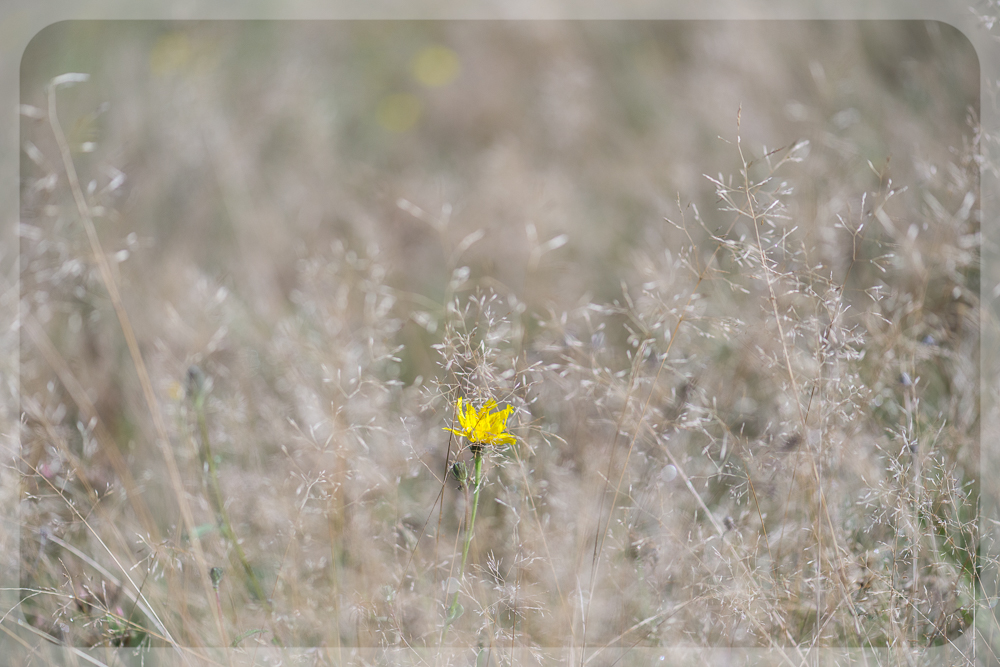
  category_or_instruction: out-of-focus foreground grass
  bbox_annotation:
[7,19,989,664]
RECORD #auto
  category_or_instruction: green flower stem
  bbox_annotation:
[447,449,483,622]
[195,395,271,610]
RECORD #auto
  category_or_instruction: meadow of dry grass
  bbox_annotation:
[5,18,992,666]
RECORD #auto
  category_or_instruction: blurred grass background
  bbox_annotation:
[12,19,985,659]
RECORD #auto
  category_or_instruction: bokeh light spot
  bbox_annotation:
[411,45,461,88]
[377,93,422,133]
[150,32,192,76]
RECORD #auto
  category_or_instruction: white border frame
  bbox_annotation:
[3,2,995,664]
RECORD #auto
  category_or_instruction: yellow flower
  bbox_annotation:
[444,397,515,448]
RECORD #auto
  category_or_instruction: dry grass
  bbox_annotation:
[7,18,991,666]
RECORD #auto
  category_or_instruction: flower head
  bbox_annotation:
[444,396,515,449]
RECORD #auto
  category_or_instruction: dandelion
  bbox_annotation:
[442,396,515,629]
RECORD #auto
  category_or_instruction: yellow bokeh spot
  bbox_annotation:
[377,93,422,133]
[167,381,184,402]
[150,32,192,77]
[411,45,461,88]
